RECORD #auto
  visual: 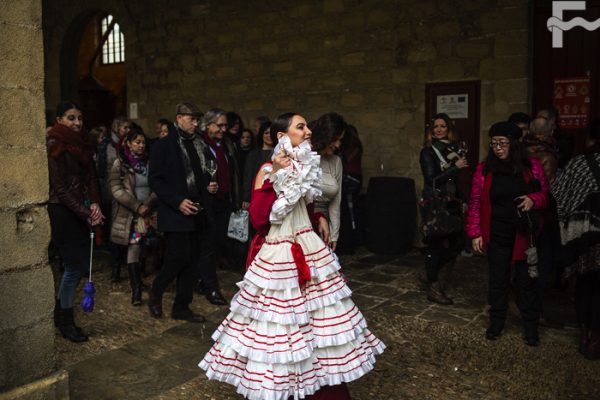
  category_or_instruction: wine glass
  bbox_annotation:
[206,159,217,182]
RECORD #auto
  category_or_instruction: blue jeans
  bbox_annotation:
[58,265,86,308]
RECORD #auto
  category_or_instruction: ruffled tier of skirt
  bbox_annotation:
[199,205,385,400]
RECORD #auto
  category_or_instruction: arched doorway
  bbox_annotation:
[59,10,127,131]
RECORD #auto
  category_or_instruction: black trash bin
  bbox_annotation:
[365,177,416,255]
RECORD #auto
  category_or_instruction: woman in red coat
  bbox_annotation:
[466,121,549,347]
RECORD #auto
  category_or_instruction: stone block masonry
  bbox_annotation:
[43,0,530,195]
[0,1,65,398]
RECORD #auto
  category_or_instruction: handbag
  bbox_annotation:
[419,178,463,239]
[227,209,249,242]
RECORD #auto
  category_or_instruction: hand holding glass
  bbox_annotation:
[206,160,217,182]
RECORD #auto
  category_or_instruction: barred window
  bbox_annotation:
[101,15,125,64]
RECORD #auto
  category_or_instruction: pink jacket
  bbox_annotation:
[465,158,549,261]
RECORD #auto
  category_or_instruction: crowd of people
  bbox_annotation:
[419,107,600,359]
[45,98,598,397]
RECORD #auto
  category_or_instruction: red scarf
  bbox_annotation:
[203,132,231,197]
[47,123,95,166]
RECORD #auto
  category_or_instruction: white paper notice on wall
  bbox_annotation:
[436,94,468,119]
[129,102,138,119]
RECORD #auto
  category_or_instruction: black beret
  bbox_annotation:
[488,121,522,140]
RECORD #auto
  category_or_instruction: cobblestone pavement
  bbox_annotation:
[55,248,600,399]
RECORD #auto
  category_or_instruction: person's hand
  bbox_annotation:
[455,157,469,169]
[318,217,330,244]
[330,241,337,251]
[90,203,101,219]
[137,204,149,217]
[179,199,199,216]
[207,182,218,194]
[242,201,250,210]
[272,149,291,173]
[516,195,534,212]
[89,203,105,226]
[472,236,484,254]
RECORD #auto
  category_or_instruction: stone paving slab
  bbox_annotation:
[67,312,226,400]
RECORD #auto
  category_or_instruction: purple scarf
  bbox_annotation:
[123,146,148,175]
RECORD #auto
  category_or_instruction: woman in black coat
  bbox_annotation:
[419,113,469,305]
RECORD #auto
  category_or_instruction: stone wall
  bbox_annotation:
[0,0,59,395]
[43,0,530,186]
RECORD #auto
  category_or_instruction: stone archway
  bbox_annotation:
[43,1,139,127]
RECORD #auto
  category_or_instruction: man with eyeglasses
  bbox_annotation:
[195,108,242,305]
[147,102,217,322]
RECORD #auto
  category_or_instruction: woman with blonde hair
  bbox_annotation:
[419,113,469,305]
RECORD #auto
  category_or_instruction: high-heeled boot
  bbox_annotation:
[427,282,453,305]
[128,263,143,306]
[58,307,88,343]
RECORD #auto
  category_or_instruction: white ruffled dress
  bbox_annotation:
[199,137,385,400]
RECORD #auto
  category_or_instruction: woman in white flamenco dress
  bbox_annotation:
[199,113,385,400]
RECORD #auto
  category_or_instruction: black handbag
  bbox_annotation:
[419,178,463,239]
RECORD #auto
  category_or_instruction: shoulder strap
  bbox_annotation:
[584,153,600,186]
[431,145,450,170]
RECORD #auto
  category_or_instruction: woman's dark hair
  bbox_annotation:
[270,112,297,147]
[125,126,146,143]
[240,128,255,148]
[341,124,362,152]
[424,113,456,147]
[508,112,531,126]
[483,137,531,176]
[226,111,244,134]
[256,121,272,148]
[310,112,347,154]
[56,101,82,118]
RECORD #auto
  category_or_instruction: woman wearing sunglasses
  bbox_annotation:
[466,121,549,346]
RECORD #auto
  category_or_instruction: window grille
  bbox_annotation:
[101,15,125,64]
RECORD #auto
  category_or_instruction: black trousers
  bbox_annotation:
[151,230,200,311]
[487,241,540,331]
[576,270,600,330]
[423,234,462,283]
[197,225,219,295]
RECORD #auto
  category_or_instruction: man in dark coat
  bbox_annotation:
[147,102,223,322]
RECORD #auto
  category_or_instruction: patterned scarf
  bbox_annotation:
[176,128,207,197]
[123,146,148,175]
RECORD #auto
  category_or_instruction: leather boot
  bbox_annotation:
[585,330,600,360]
[579,324,590,355]
[128,263,143,306]
[111,263,121,283]
[427,282,453,305]
[148,290,163,318]
[523,321,540,347]
[59,307,88,343]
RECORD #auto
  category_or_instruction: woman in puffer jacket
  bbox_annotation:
[110,128,156,305]
[466,121,549,346]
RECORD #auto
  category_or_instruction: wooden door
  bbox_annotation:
[425,80,481,198]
